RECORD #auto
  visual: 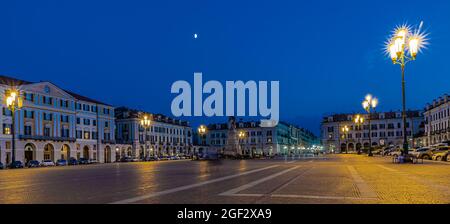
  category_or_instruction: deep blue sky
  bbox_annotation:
[1,0,450,135]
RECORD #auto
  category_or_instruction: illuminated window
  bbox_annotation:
[84,131,90,139]
[3,124,12,135]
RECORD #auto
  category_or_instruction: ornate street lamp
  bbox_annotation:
[341,125,349,154]
[238,130,247,156]
[5,88,23,164]
[140,114,151,159]
[198,125,207,146]
[354,114,364,154]
[362,94,378,157]
[386,23,429,156]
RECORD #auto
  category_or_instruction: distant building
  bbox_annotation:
[0,75,116,165]
[201,119,319,156]
[321,111,423,153]
[424,94,450,146]
[114,107,193,159]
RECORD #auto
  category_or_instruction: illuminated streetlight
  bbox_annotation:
[341,125,349,154]
[198,125,207,146]
[5,88,23,164]
[362,94,378,157]
[385,22,429,157]
[140,114,151,158]
[238,130,247,157]
[354,114,364,154]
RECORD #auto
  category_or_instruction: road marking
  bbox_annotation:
[110,165,279,204]
[268,166,312,195]
[376,165,397,172]
[219,166,299,196]
[347,166,377,198]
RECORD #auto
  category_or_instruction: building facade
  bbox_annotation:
[424,94,450,146]
[0,75,116,165]
[202,119,319,156]
[115,107,193,159]
[321,111,423,153]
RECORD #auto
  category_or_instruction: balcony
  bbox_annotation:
[19,135,76,142]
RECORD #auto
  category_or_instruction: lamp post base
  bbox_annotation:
[395,154,416,164]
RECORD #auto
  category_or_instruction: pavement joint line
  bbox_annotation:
[377,165,450,195]
[218,166,299,196]
[109,164,280,204]
[219,193,377,201]
[347,166,378,198]
[270,194,377,201]
[376,165,397,172]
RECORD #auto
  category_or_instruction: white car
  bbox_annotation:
[40,160,55,167]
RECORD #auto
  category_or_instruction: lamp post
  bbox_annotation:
[386,23,428,157]
[197,125,207,159]
[362,94,378,157]
[341,125,349,154]
[238,130,247,156]
[5,89,23,164]
[354,114,364,154]
[140,114,151,159]
[198,125,207,146]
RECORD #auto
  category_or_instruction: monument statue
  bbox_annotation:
[224,116,240,157]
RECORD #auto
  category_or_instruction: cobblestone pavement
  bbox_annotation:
[0,154,449,204]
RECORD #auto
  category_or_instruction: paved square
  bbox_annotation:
[1,154,449,204]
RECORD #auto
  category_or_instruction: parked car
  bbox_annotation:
[56,159,67,166]
[411,146,449,160]
[410,147,432,159]
[371,149,383,155]
[78,158,90,165]
[0,162,4,169]
[382,146,399,156]
[120,157,133,162]
[431,143,449,147]
[131,157,140,162]
[68,157,78,165]
[88,159,99,164]
[9,161,24,169]
[430,146,450,159]
[26,160,40,168]
[432,150,450,161]
[159,156,170,161]
[388,148,413,157]
[40,160,55,167]
[143,156,155,161]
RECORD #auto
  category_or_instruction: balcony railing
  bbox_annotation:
[18,135,76,142]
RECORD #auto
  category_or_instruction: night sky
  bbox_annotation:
[1,0,450,135]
